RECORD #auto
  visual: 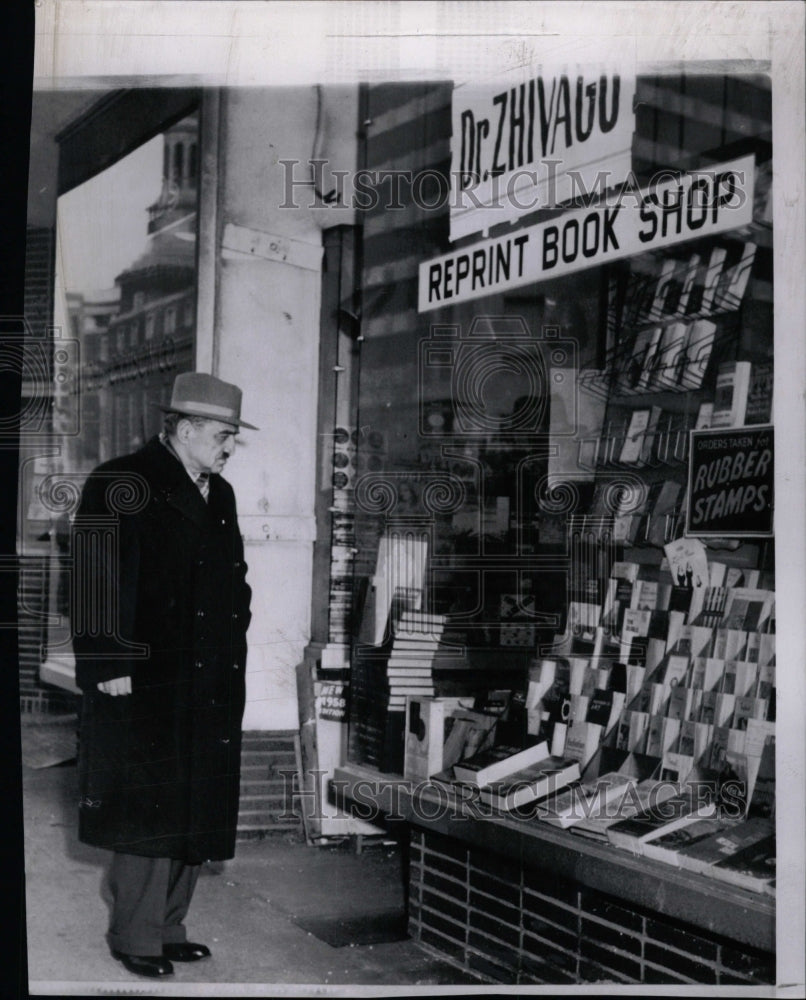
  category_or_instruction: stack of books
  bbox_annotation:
[386,612,446,712]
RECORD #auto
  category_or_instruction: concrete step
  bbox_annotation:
[239,778,291,797]
[237,807,300,829]
[239,750,298,769]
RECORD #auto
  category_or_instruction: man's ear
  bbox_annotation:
[176,418,193,444]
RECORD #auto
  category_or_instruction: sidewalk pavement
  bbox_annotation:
[22,756,482,996]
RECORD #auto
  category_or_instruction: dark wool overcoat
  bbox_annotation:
[71,436,252,861]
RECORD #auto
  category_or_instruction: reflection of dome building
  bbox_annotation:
[74,114,198,470]
[148,112,198,234]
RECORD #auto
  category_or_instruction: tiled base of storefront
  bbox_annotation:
[408,827,774,986]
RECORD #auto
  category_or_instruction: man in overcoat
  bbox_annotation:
[71,372,256,978]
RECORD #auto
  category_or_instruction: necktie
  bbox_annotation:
[196,473,210,501]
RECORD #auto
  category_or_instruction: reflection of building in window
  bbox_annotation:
[68,112,199,472]
[165,305,177,334]
[148,112,198,234]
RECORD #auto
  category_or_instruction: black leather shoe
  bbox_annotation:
[163,941,211,962]
[112,951,174,977]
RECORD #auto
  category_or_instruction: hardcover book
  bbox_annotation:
[710,834,776,893]
[628,711,650,754]
[404,697,456,781]
[646,481,684,548]
[441,710,498,768]
[564,719,604,767]
[667,684,695,722]
[691,658,724,693]
[624,324,664,391]
[641,815,733,868]
[452,740,549,786]
[571,777,677,842]
[660,750,694,784]
[647,258,678,321]
[606,788,717,855]
[619,407,662,465]
[674,816,774,876]
[644,714,665,758]
[537,771,637,828]
[712,242,757,312]
[686,246,727,316]
[615,714,632,752]
[478,756,581,812]
[746,734,775,820]
[651,322,690,390]
[663,654,691,694]
[680,318,717,389]
[745,718,775,759]
[666,254,701,316]
[744,359,773,425]
[694,401,713,429]
[711,360,752,429]
[586,688,626,733]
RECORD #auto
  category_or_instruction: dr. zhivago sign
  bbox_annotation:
[419,155,755,313]
[450,71,636,242]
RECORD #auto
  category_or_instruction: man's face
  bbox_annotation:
[182,418,238,474]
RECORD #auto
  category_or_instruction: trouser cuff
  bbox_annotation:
[107,931,163,957]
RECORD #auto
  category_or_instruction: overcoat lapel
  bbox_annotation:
[140,437,210,529]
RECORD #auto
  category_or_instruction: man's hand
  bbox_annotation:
[97,676,132,696]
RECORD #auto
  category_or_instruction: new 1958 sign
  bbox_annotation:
[686,425,774,538]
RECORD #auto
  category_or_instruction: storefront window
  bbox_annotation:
[21,96,201,694]
[344,75,774,778]
[52,107,199,477]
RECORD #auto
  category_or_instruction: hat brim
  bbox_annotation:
[154,401,259,430]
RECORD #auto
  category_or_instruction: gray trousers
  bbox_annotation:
[106,853,201,956]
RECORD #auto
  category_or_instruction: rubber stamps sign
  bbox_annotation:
[687,425,774,538]
[450,70,636,241]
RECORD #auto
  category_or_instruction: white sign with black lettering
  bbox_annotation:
[450,70,636,241]
[419,155,755,313]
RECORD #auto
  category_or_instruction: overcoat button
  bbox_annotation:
[232,612,238,620]
[232,663,239,670]
[197,609,205,617]
[196,660,203,669]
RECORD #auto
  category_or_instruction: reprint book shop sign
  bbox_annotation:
[419,152,755,312]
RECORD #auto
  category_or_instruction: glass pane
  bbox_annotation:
[22,109,200,684]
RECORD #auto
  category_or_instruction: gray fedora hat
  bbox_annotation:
[158,372,259,430]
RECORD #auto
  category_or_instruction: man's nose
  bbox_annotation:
[222,440,234,456]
